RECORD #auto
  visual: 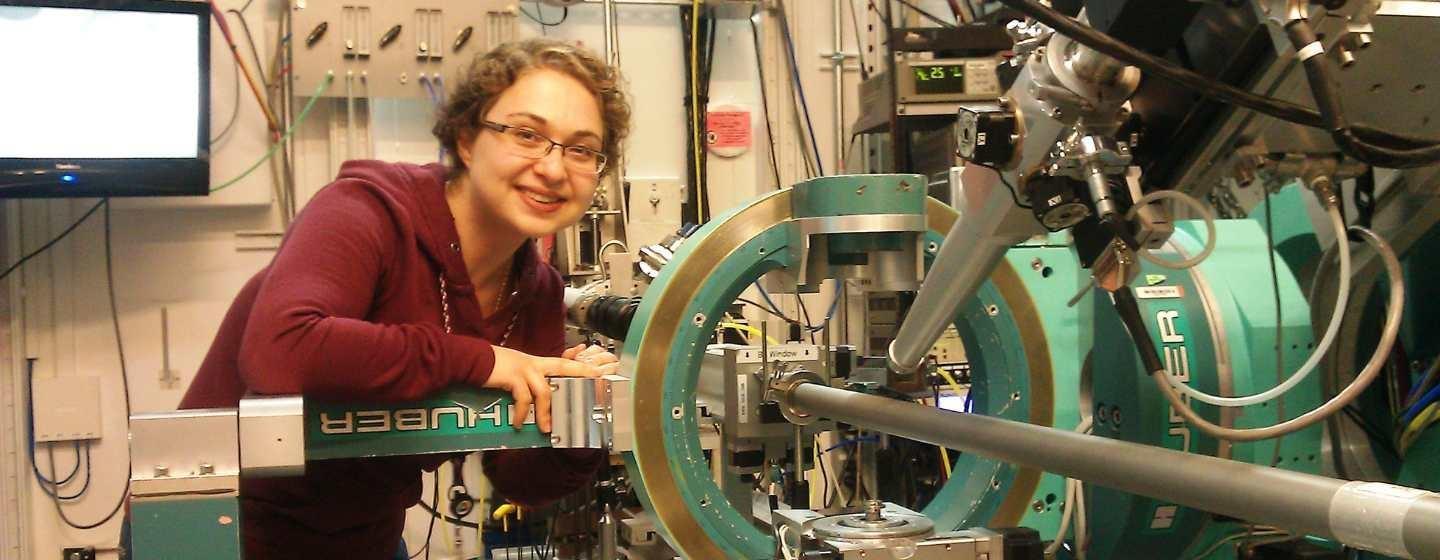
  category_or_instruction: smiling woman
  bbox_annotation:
[176,38,629,560]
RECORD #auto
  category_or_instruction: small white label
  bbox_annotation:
[736,375,750,424]
[737,344,819,364]
[1150,505,1178,529]
[1135,285,1183,299]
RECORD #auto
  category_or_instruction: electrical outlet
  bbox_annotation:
[61,547,95,560]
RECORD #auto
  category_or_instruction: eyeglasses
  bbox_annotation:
[480,121,607,175]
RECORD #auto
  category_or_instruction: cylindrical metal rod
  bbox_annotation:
[787,382,1440,559]
[832,0,845,172]
[887,167,1032,373]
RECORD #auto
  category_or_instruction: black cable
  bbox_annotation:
[699,6,718,221]
[1264,190,1287,468]
[1341,406,1401,461]
[816,436,832,508]
[795,293,819,344]
[417,496,480,528]
[519,2,568,27]
[44,443,93,501]
[37,443,82,488]
[893,0,958,27]
[996,0,1440,157]
[971,162,1032,209]
[1110,286,1167,376]
[847,0,870,80]
[1281,19,1440,167]
[0,200,106,283]
[749,7,785,190]
[40,198,136,531]
[1282,20,1433,165]
[776,0,826,177]
[408,473,440,559]
[680,5,705,222]
[735,296,825,332]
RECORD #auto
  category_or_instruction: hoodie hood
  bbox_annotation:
[332,159,547,308]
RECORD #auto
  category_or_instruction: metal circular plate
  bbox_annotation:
[812,512,936,541]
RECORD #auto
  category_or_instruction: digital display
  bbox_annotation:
[911,63,965,96]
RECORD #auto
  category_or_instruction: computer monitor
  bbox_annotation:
[0,0,210,198]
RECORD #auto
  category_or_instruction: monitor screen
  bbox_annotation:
[0,0,210,197]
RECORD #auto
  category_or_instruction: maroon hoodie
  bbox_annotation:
[179,160,604,559]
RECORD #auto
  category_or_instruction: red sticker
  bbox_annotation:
[707,111,751,149]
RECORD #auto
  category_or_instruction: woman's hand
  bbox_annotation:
[485,346,604,432]
[561,343,620,376]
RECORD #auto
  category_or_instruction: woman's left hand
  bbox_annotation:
[562,343,620,376]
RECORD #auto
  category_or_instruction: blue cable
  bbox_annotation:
[822,435,880,453]
[752,281,843,331]
[1401,383,1440,425]
[775,0,825,177]
[421,77,445,163]
[24,358,90,498]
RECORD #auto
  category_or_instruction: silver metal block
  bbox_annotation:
[551,375,627,449]
[129,409,239,495]
[238,395,306,478]
[826,529,1005,560]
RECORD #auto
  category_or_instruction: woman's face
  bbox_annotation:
[457,68,605,239]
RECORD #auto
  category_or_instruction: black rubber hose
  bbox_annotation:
[1110,286,1167,377]
[1283,19,1440,167]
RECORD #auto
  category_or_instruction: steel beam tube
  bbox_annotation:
[787,382,1440,559]
[887,166,1035,373]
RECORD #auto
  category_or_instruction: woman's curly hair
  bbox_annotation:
[433,38,631,177]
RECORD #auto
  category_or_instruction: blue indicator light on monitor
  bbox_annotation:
[60,174,76,183]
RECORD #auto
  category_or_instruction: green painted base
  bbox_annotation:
[131,496,241,560]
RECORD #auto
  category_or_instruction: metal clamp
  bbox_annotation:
[767,369,826,426]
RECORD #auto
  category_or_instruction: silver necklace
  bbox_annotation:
[439,266,518,345]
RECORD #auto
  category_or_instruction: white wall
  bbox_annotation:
[3,0,877,558]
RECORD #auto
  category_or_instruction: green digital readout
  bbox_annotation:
[911,63,966,95]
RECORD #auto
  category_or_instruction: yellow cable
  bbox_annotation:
[934,367,966,479]
[691,0,705,223]
[718,322,780,345]
[1400,402,1440,453]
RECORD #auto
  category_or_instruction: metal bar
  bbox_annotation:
[786,382,1440,559]
[833,0,845,172]
[886,165,1037,373]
